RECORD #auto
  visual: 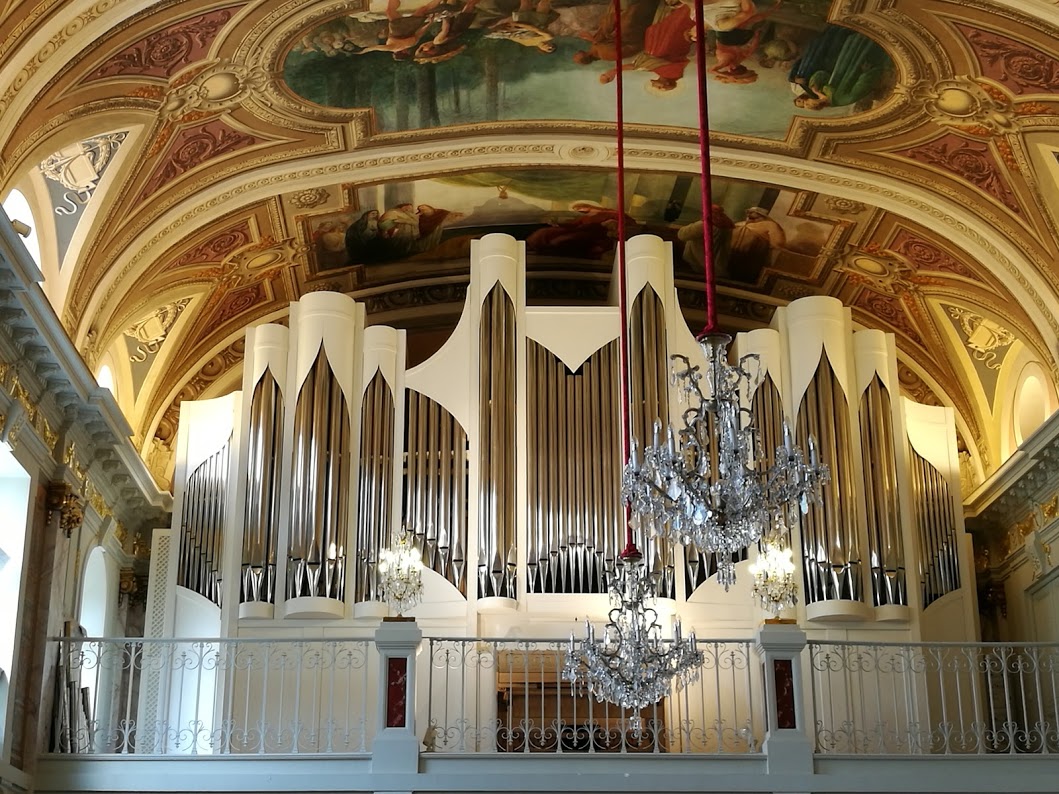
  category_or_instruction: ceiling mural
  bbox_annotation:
[2,0,1059,494]
[298,170,843,287]
[283,1,896,139]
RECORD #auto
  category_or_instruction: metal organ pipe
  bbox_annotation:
[908,447,960,607]
[404,389,468,595]
[478,284,516,599]
[859,377,905,607]
[796,355,862,604]
[287,348,350,601]
[356,370,394,603]
[178,435,231,606]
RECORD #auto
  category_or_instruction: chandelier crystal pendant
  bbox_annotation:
[377,529,424,616]
[562,0,703,726]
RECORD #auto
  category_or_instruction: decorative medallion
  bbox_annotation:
[907,77,1015,134]
[124,298,191,362]
[946,306,1015,370]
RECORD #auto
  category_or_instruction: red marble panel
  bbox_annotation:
[774,658,797,730]
[138,119,261,203]
[953,23,1059,96]
[86,7,243,81]
[896,133,1020,214]
[386,657,408,728]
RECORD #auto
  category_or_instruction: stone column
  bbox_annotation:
[755,621,813,777]
[372,618,423,774]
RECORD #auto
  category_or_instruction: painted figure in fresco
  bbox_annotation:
[675,0,777,31]
[676,204,734,272]
[599,4,694,90]
[345,203,465,264]
[355,0,450,59]
[788,24,889,110]
[415,0,481,63]
[571,0,660,66]
[526,200,635,259]
[727,206,785,282]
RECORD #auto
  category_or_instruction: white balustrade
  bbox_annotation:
[424,637,763,754]
[809,641,1059,754]
[52,637,376,755]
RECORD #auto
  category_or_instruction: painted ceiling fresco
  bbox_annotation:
[0,0,1058,494]
[283,2,895,138]
[299,170,840,289]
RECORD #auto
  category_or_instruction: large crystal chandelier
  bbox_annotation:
[619,1,828,591]
[562,0,702,720]
[377,529,424,616]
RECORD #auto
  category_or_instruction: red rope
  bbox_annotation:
[692,0,717,336]
[611,0,639,560]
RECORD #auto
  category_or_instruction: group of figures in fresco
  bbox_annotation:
[306,170,835,284]
[286,0,892,122]
[289,0,885,274]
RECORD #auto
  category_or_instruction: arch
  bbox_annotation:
[79,546,112,638]
[1,188,41,268]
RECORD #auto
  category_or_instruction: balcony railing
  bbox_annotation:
[808,641,1059,755]
[424,638,762,754]
[46,632,1059,758]
[52,637,377,755]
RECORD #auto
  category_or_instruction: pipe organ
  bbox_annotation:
[155,234,972,636]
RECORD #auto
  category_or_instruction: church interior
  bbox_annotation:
[2,0,1059,791]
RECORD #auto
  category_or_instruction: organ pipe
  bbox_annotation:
[241,370,283,605]
[628,287,674,598]
[179,435,231,606]
[355,369,395,603]
[287,348,350,601]
[860,377,906,606]
[908,446,960,608]
[478,284,517,599]
[525,340,622,594]
[402,389,468,595]
[796,354,862,604]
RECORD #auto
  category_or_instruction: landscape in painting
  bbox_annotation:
[282,0,896,139]
[299,169,840,286]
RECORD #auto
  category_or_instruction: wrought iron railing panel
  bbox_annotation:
[425,638,763,754]
[809,641,1059,755]
[51,638,376,756]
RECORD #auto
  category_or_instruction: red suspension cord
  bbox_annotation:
[692,0,717,336]
[611,0,639,560]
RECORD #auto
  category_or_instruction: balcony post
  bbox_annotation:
[372,617,423,773]
[754,621,813,777]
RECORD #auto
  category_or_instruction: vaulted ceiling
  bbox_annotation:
[2,0,1059,492]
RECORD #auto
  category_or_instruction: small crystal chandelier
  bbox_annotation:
[749,525,798,616]
[377,529,424,616]
[562,0,702,724]
[563,549,702,729]
[619,0,828,591]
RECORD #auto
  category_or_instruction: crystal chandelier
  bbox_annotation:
[619,0,828,591]
[749,526,799,616]
[563,551,701,728]
[623,342,829,589]
[377,529,424,616]
[562,0,702,721]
